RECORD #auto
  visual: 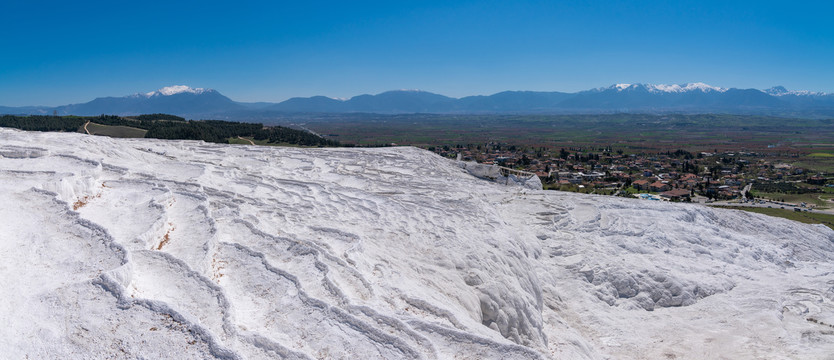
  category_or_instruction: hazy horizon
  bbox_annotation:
[3,82,830,109]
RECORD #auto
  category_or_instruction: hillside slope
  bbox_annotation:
[1,128,832,359]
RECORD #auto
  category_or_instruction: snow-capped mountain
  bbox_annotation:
[49,86,242,117]
[554,82,787,112]
[761,86,834,110]
[2,83,834,118]
[1,129,833,358]
[765,85,827,97]
[650,82,728,93]
[601,82,728,93]
[145,85,211,97]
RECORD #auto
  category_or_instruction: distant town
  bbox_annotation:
[429,143,834,210]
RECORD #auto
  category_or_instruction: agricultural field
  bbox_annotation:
[290,113,834,155]
[712,206,834,231]
[82,122,147,138]
[791,157,834,173]
[749,191,834,209]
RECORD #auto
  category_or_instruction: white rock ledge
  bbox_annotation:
[1,127,833,359]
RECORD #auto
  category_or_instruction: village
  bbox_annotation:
[429,142,833,206]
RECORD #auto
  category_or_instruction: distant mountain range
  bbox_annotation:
[3,83,833,119]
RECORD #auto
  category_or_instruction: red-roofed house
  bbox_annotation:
[660,188,691,201]
[650,181,670,192]
[632,179,650,191]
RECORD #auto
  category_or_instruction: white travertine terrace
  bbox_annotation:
[1,128,832,359]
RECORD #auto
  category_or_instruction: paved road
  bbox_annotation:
[740,183,752,200]
[713,183,834,215]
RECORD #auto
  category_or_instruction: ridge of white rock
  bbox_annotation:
[457,161,543,190]
[1,128,833,359]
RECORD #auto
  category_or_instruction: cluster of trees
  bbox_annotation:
[753,182,820,194]
[135,113,185,121]
[666,149,695,159]
[139,117,338,146]
[341,142,394,148]
[251,126,339,146]
[678,160,698,173]
[0,114,340,147]
[557,148,600,163]
[144,121,232,143]
[142,119,265,144]
[0,115,85,132]
[89,115,156,129]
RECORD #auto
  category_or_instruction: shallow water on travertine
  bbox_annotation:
[1,128,833,359]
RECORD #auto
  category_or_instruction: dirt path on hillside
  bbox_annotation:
[237,136,255,145]
[83,121,91,135]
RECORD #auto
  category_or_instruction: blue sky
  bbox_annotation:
[1,0,832,106]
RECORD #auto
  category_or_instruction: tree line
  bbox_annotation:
[0,114,340,147]
[0,115,86,132]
